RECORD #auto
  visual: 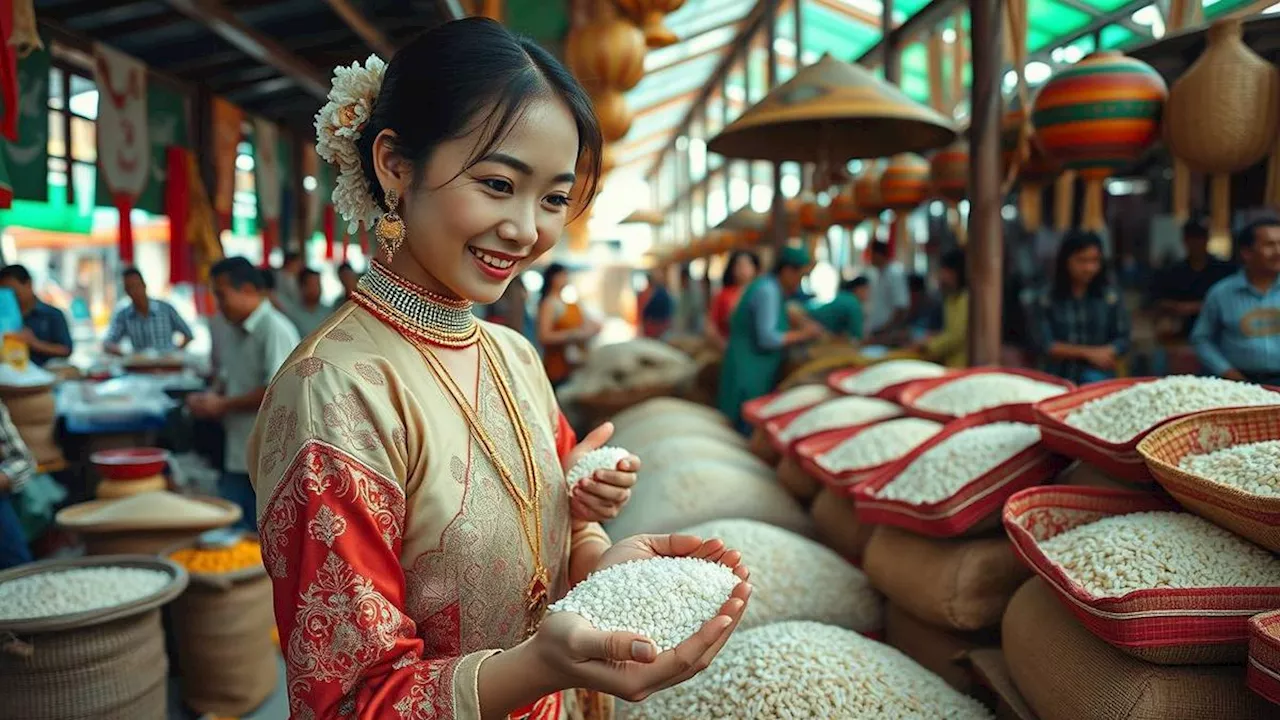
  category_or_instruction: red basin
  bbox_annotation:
[90,447,170,480]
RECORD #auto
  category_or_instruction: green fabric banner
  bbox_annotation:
[1,40,51,203]
[97,80,190,213]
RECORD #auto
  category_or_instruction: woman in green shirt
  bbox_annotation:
[810,276,869,340]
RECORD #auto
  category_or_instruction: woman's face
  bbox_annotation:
[1067,245,1103,287]
[732,255,757,286]
[938,267,957,292]
[377,95,581,304]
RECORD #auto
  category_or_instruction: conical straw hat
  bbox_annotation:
[621,208,665,225]
[714,206,770,232]
[708,53,958,163]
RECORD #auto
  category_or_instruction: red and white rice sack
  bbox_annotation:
[765,396,902,453]
[828,359,948,399]
[1035,376,1280,483]
[1004,485,1280,664]
[900,368,1072,423]
[742,384,837,427]
[851,408,1069,537]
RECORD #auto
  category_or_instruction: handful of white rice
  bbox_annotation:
[620,621,994,719]
[1065,376,1280,442]
[912,373,1066,417]
[817,417,943,473]
[839,359,947,395]
[1179,439,1280,497]
[757,384,835,419]
[549,557,740,652]
[1039,511,1280,598]
[777,396,902,442]
[875,422,1041,503]
[565,446,631,487]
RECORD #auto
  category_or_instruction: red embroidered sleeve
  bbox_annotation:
[554,410,577,466]
[258,440,496,719]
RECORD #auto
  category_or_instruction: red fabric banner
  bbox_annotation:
[164,146,191,284]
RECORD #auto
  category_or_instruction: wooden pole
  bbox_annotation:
[967,0,1003,367]
[766,0,787,247]
[882,0,898,86]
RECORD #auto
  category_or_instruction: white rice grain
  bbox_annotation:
[758,384,836,419]
[0,566,172,621]
[778,396,903,442]
[912,373,1066,417]
[875,422,1041,503]
[1065,376,1280,442]
[1179,440,1280,497]
[565,446,631,487]
[839,360,947,395]
[817,418,943,473]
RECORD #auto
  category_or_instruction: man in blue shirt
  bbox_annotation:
[103,267,194,355]
[0,264,73,366]
[1191,217,1280,385]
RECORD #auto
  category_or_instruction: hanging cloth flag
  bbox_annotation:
[94,43,149,264]
[0,0,18,142]
[211,97,242,235]
[252,117,282,267]
[165,146,192,285]
[301,146,321,241]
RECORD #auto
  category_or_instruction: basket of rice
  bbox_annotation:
[851,408,1069,537]
[1032,376,1280,483]
[827,358,950,400]
[796,417,944,490]
[1248,609,1280,706]
[618,621,994,719]
[0,555,188,720]
[164,532,277,716]
[57,490,242,555]
[763,395,903,454]
[1136,406,1280,552]
[741,383,836,428]
[898,367,1073,423]
[1003,485,1280,664]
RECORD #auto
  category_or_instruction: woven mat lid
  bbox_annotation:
[57,491,241,532]
[621,208,665,226]
[708,53,958,163]
[0,554,188,634]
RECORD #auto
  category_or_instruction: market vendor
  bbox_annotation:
[809,276,868,340]
[913,249,969,368]
[1191,217,1280,385]
[0,264,73,367]
[102,267,194,355]
[718,244,824,433]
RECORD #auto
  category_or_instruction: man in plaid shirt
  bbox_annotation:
[0,400,35,568]
[103,268,194,355]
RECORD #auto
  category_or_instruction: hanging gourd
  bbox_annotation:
[828,183,864,228]
[593,91,633,143]
[564,13,647,94]
[1031,51,1167,232]
[855,163,886,226]
[614,0,686,49]
[1164,18,1280,239]
[799,199,827,234]
[930,140,968,245]
[880,153,930,261]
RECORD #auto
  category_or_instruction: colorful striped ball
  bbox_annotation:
[856,167,886,215]
[1031,51,1167,180]
[930,141,968,203]
[879,154,930,211]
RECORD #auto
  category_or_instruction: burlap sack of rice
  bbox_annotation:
[631,435,770,478]
[962,648,1039,720]
[609,397,727,431]
[748,427,782,464]
[1004,577,1278,720]
[605,459,813,539]
[611,414,745,453]
[810,487,874,563]
[1055,461,1135,491]
[885,602,997,693]
[863,525,1031,631]
[777,455,821,502]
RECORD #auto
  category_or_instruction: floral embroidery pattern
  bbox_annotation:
[321,392,380,451]
[308,505,348,547]
[392,661,457,719]
[260,405,300,475]
[326,328,355,343]
[296,357,325,378]
[354,361,386,386]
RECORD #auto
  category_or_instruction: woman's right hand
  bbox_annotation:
[530,535,751,702]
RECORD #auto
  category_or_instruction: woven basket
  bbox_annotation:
[1248,609,1280,706]
[1003,485,1280,664]
[796,420,945,491]
[851,407,1069,538]
[741,384,836,428]
[0,555,188,720]
[1136,406,1280,552]
[899,367,1074,424]
[826,362,953,402]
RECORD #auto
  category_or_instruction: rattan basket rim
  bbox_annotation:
[0,554,189,634]
[1137,406,1280,507]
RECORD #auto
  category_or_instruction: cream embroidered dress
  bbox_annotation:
[248,263,611,720]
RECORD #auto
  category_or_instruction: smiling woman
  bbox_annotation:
[246,17,751,720]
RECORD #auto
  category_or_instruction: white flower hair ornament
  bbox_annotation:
[314,55,388,235]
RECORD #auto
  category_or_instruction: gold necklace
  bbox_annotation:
[415,330,550,635]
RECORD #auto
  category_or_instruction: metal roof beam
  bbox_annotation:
[1050,0,1152,37]
[857,0,963,67]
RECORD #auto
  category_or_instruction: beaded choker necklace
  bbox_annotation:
[352,262,480,348]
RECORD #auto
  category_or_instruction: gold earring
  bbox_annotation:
[375,188,406,259]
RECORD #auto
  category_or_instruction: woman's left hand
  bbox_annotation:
[564,422,640,523]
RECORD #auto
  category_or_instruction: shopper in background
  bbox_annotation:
[706,250,760,350]
[810,275,868,340]
[0,264,73,367]
[0,400,34,569]
[864,240,911,340]
[1150,219,1237,340]
[271,251,305,315]
[334,262,362,309]
[285,267,331,338]
[1191,217,1280,384]
[102,267,194,355]
[1028,230,1131,384]
[187,257,299,530]
[718,245,825,433]
[639,269,675,339]
[537,262,599,387]
[914,249,969,368]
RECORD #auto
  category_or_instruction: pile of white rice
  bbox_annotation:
[911,373,1066,417]
[817,418,943,473]
[777,396,902,442]
[0,566,172,620]
[1179,439,1280,497]
[874,422,1042,503]
[757,384,836,419]
[838,360,947,395]
[1064,376,1280,442]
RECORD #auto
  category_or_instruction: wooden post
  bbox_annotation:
[967,0,1004,367]
[882,0,898,86]
[766,0,787,247]
[793,0,804,64]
